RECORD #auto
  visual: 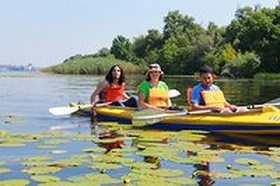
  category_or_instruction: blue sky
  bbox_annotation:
[0,0,278,67]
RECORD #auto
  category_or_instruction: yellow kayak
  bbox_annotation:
[69,102,280,134]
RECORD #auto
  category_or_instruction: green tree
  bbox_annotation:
[131,29,163,64]
[225,6,280,72]
[110,35,135,61]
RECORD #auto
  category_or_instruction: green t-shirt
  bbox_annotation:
[139,81,169,102]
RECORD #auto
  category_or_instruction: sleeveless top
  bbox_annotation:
[105,82,125,102]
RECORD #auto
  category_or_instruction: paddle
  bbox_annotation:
[243,100,280,109]
[48,102,111,116]
[131,97,280,127]
[49,89,182,116]
[132,109,211,127]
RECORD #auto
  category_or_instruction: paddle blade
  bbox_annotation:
[132,117,163,127]
[132,108,188,127]
[49,107,79,116]
[132,108,165,126]
[169,89,181,98]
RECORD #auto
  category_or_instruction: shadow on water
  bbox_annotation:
[207,132,280,148]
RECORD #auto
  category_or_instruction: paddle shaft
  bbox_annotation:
[246,102,280,109]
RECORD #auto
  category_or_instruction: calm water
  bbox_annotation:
[0,71,280,185]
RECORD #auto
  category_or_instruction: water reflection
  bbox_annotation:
[90,121,125,153]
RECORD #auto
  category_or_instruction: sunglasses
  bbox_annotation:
[150,71,160,74]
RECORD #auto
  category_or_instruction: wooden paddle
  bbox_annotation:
[49,89,181,116]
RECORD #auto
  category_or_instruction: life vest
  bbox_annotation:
[105,83,125,102]
[201,90,226,108]
[186,87,193,110]
[148,88,169,107]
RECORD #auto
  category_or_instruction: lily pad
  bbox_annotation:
[31,175,61,183]
[0,179,29,186]
[0,160,5,166]
[88,162,123,170]
[83,146,107,153]
[38,181,76,186]
[0,167,11,174]
[22,166,61,175]
[234,158,261,166]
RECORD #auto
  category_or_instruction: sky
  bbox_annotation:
[0,0,278,67]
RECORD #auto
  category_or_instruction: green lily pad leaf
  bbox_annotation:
[0,141,26,147]
[0,130,8,136]
[110,146,138,153]
[133,180,176,186]
[83,146,107,153]
[129,162,158,170]
[0,167,11,174]
[269,171,280,179]
[49,159,83,168]
[230,168,269,177]
[0,160,5,166]
[251,164,275,170]
[72,134,97,141]
[234,158,261,165]
[22,166,61,175]
[83,173,121,184]
[238,184,266,186]
[37,145,57,149]
[144,168,185,177]
[163,176,197,185]
[174,141,204,152]
[210,171,241,179]
[92,137,127,144]
[0,179,29,186]
[271,181,280,186]
[269,155,280,163]
[38,181,76,186]
[269,147,280,152]
[43,139,70,145]
[91,153,134,164]
[191,155,225,163]
[21,156,52,166]
[88,162,122,170]
[31,175,61,183]
[167,156,193,164]
[174,131,206,142]
[23,155,52,162]
[69,154,91,164]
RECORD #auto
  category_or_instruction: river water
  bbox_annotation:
[0,71,280,185]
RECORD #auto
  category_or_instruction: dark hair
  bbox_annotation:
[199,65,215,75]
[146,72,163,81]
[105,65,126,85]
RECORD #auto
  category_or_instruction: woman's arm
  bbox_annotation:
[91,81,107,105]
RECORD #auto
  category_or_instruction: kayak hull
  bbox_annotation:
[70,103,280,134]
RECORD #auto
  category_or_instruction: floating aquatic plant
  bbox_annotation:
[31,175,61,183]
[0,167,11,174]
[22,166,62,175]
[0,179,30,186]
[234,158,261,166]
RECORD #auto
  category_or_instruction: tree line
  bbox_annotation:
[107,5,279,78]
[55,5,279,78]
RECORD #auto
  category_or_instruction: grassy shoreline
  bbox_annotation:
[41,55,280,80]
